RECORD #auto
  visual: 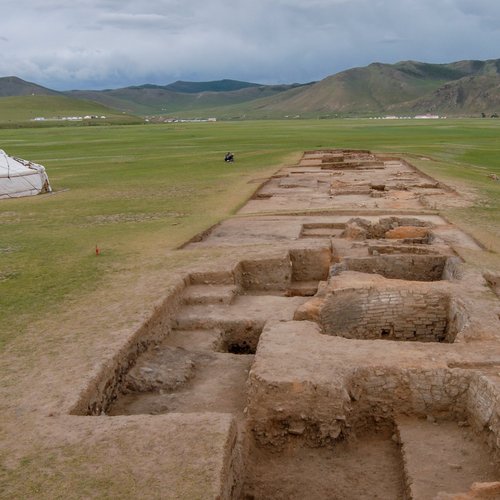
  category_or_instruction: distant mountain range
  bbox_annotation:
[64,80,312,116]
[1,58,500,120]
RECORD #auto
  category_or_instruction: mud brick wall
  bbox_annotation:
[367,244,438,256]
[466,374,500,458]
[320,288,453,342]
[250,363,500,449]
[248,358,472,448]
[290,248,331,281]
[236,257,292,291]
[340,255,448,281]
[349,368,471,423]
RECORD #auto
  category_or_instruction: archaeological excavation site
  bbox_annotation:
[72,150,500,499]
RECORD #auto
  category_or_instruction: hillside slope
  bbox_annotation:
[66,81,312,115]
[0,95,139,123]
[231,59,500,117]
[163,79,261,93]
[0,76,60,97]
[391,75,500,115]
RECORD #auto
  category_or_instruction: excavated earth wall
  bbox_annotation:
[70,150,500,499]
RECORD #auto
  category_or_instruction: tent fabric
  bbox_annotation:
[0,149,52,199]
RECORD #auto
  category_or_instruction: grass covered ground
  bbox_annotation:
[0,119,499,349]
[0,95,141,125]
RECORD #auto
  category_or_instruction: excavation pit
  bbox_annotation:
[242,429,405,500]
[108,349,253,417]
[243,417,499,500]
[318,288,464,342]
[367,243,440,255]
[224,339,255,354]
[174,313,266,353]
[342,217,433,244]
[330,255,458,282]
[299,222,346,239]
[397,416,500,499]
[170,324,263,354]
[236,249,331,293]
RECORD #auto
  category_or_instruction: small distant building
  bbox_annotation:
[0,149,52,199]
[414,114,440,119]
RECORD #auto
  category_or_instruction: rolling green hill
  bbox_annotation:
[163,79,262,93]
[0,76,60,97]
[0,95,140,124]
[65,81,313,115]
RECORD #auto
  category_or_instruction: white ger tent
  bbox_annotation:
[0,149,52,199]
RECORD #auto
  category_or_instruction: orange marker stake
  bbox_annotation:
[95,245,100,256]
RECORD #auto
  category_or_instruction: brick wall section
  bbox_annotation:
[340,255,447,281]
[321,288,452,342]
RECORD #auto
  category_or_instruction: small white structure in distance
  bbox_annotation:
[0,149,52,199]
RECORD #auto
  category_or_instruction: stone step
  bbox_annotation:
[174,312,254,332]
[182,284,239,305]
[165,328,224,351]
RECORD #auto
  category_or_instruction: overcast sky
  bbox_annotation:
[1,0,499,90]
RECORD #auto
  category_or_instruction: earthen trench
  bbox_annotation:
[70,150,500,499]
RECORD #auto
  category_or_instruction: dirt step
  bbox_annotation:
[300,227,343,238]
[286,281,319,297]
[182,284,239,305]
[174,295,309,331]
[108,352,253,417]
[189,270,234,285]
[396,416,500,499]
[165,328,224,351]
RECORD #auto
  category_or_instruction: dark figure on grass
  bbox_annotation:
[224,152,234,163]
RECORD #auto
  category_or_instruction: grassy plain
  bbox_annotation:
[0,119,499,349]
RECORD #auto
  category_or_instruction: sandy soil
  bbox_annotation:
[397,417,500,498]
[242,431,405,500]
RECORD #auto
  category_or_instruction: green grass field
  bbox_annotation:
[1,119,499,348]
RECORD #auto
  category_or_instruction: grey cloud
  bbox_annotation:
[455,0,500,30]
[455,0,500,16]
[379,35,407,45]
[96,13,181,30]
[1,0,500,89]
